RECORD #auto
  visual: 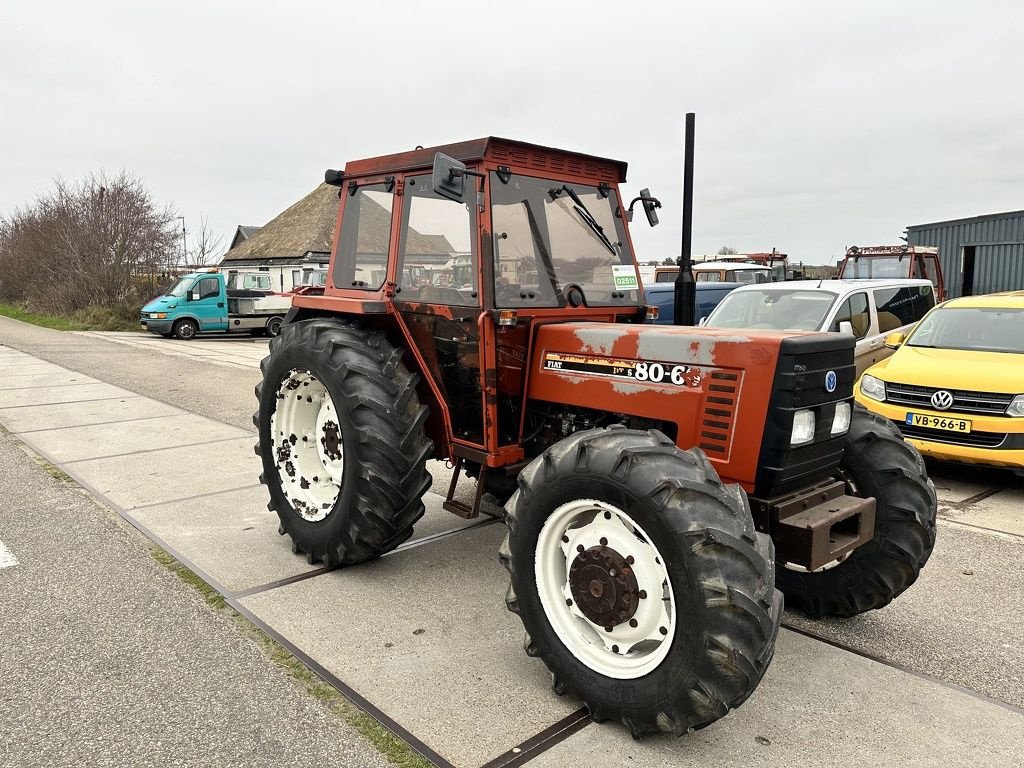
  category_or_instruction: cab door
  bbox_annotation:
[187,276,228,330]
[392,174,485,448]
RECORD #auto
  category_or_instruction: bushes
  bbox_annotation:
[0,171,179,318]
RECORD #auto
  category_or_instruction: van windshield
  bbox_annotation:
[907,306,1024,353]
[706,289,838,331]
[165,277,192,297]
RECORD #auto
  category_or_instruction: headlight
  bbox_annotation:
[791,409,816,446]
[1008,395,1024,417]
[860,374,886,402]
[832,402,852,435]
[152,312,167,319]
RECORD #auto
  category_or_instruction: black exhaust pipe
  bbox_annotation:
[673,112,697,326]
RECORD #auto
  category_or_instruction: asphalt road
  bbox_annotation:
[0,427,390,768]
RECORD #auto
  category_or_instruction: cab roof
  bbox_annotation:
[343,137,628,183]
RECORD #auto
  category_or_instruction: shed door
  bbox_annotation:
[973,244,1024,295]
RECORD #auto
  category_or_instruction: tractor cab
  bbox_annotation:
[293,138,661,477]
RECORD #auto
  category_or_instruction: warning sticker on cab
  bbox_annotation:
[611,264,640,290]
[543,352,704,388]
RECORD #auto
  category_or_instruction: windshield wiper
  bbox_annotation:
[551,185,617,255]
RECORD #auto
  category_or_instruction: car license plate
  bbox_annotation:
[905,412,972,433]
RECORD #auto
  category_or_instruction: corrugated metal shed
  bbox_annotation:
[907,210,1024,298]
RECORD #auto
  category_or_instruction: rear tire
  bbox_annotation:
[501,426,782,738]
[776,405,937,617]
[255,318,432,566]
[266,316,283,337]
[173,318,198,340]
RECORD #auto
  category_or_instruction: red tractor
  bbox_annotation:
[255,137,936,738]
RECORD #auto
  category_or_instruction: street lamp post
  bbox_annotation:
[176,216,187,269]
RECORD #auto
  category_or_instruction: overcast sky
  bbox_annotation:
[2,0,1021,266]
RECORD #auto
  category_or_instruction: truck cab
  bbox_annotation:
[839,245,946,301]
[141,269,290,339]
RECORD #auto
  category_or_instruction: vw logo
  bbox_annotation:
[824,370,837,393]
[931,390,954,410]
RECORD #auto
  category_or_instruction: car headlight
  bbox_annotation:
[832,402,852,435]
[860,374,886,402]
[791,409,816,446]
[152,312,167,319]
[1008,395,1024,417]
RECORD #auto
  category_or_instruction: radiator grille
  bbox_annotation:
[886,382,1013,416]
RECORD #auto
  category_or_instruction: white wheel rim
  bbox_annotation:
[535,499,676,679]
[270,368,343,522]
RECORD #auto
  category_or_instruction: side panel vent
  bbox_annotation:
[699,371,738,458]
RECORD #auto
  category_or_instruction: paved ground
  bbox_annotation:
[2,318,1023,767]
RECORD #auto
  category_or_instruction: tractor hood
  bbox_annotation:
[527,322,855,490]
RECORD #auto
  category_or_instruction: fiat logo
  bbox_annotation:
[931,390,954,410]
[824,370,837,393]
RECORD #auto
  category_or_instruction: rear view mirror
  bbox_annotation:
[189,290,200,302]
[432,153,467,203]
[640,188,660,227]
[839,320,854,336]
[884,331,906,349]
[698,316,707,326]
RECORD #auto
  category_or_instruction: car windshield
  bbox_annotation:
[165,276,192,297]
[706,289,838,331]
[907,306,1024,353]
[842,256,907,279]
[490,173,638,308]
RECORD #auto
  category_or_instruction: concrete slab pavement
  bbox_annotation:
[529,629,1023,768]
[76,331,269,370]
[2,338,1022,767]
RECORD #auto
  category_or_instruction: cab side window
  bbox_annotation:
[195,277,219,300]
[831,292,870,339]
[396,174,476,305]
[333,183,393,290]
[873,286,935,330]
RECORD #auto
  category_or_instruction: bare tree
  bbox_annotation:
[189,215,225,266]
[717,246,738,255]
[0,171,179,314]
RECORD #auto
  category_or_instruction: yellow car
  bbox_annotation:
[855,291,1024,469]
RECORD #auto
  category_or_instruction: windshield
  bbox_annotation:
[165,276,192,297]
[728,268,772,284]
[706,289,838,331]
[907,306,1024,353]
[490,173,638,308]
[842,256,907,279]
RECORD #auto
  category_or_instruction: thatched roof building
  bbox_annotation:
[219,183,457,282]
[221,183,339,267]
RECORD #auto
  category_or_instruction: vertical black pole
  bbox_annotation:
[674,113,696,325]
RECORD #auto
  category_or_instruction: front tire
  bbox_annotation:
[501,426,782,738]
[266,316,283,337]
[255,318,432,566]
[173,318,198,340]
[776,405,937,617]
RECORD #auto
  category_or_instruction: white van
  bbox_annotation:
[702,279,936,376]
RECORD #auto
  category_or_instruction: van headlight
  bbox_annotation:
[791,409,816,446]
[860,374,886,402]
[1007,395,1024,417]
[832,402,852,435]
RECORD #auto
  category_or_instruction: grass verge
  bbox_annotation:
[0,302,142,332]
[149,547,433,768]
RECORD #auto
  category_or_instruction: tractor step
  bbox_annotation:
[752,480,876,571]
